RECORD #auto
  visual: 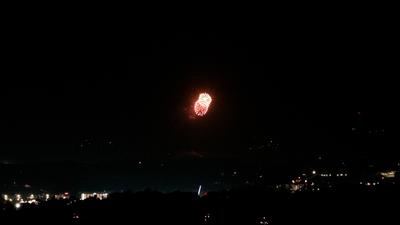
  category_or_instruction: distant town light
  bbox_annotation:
[258,216,270,225]
[15,203,21,209]
[28,200,37,204]
[312,170,316,175]
[73,213,80,219]
[80,192,108,201]
[380,171,396,178]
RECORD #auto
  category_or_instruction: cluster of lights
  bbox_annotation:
[204,213,211,223]
[2,193,47,210]
[320,174,332,177]
[2,193,43,203]
[290,177,307,192]
[320,173,347,177]
[336,173,348,177]
[3,192,111,205]
[258,216,270,225]
[360,181,380,186]
[80,192,108,201]
[290,171,354,193]
[54,192,70,200]
[72,213,80,220]
[380,171,396,178]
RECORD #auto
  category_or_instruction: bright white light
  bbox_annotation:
[312,170,316,175]
[15,203,21,209]
[3,195,8,201]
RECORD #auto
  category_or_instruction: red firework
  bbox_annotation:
[194,93,212,117]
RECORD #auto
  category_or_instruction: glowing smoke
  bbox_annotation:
[194,93,212,117]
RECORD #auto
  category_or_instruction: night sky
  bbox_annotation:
[0,15,394,191]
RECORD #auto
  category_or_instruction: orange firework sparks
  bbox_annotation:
[194,93,212,117]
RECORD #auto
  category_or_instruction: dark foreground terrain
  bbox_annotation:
[1,187,399,224]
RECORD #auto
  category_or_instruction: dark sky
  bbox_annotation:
[0,15,394,165]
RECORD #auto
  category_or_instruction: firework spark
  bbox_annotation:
[194,93,212,117]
